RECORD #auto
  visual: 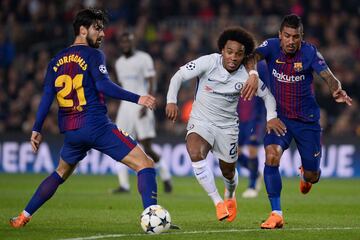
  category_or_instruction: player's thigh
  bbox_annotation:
[61,128,92,166]
[135,110,156,140]
[293,122,322,171]
[186,118,213,161]
[212,126,238,163]
[93,123,138,163]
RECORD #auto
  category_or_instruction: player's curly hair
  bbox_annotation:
[217,26,255,57]
[73,8,108,36]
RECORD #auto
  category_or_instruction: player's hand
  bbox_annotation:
[139,106,147,118]
[30,131,42,153]
[332,88,352,106]
[241,73,258,100]
[266,118,287,136]
[166,103,179,122]
[138,95,156,110]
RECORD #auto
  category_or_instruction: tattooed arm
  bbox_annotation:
[319,68,352,106]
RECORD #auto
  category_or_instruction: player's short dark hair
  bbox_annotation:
[217,27,255,56]
[280,14,303,32]
[73,8,108,36]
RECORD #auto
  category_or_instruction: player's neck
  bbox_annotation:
[72,36,88,46]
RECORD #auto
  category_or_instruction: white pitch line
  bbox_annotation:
[58,227,360,240]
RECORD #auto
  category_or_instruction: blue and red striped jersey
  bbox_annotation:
[34,45,110,132]
[255,38,328,122]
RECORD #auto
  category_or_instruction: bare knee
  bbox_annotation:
[303,170,321,183]
[121,146,154,172]
[187,147,207,161]
[265,145,282,166]
[56,158,76,180]
[219,161,236,180]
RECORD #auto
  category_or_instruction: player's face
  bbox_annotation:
[86,21,105,48]
[221,40,245,73]
[119,36,133,55]
[279,26,303,54]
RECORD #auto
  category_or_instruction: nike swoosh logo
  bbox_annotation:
[314,152,321,157]
[195,170,205,176]
[276,59,286,64]
[208,78,216,81]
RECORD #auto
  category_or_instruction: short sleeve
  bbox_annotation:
[255,39,272,59]
[142,53,156,78]
[310,47,328,75]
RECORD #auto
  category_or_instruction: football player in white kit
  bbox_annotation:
[166,27,286,222]
[113,32,172,193]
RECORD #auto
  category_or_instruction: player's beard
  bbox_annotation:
[87,36,102,48]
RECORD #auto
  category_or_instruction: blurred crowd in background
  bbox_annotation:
[0,0,359,137]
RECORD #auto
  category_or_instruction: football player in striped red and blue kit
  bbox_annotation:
[10,9,158,228]
[252,14,352,229]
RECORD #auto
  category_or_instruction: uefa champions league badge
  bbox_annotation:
[99,64,108,74]
[185,62,196,70]
[294,62,303,72]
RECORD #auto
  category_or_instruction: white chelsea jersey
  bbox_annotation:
[167,53,276,128]
[114,50,155,95]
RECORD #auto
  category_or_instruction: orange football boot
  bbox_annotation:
[224,198,237,222]
[261,212,284,229]
[216,202,229,221]
[9,213,31,228]
[299,166,312,194]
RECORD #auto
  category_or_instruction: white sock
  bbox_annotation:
[155,160,171,181]
[272,210,283,216]
[117,163,130,190]
[192,160,223,205]
[223,168,238,199]
[22,210,31,217]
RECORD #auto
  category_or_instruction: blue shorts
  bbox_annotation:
[238,121,264,146]
[60,121,137,165]
[264,117,321,171]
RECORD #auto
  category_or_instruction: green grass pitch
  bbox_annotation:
[1,173,360,240]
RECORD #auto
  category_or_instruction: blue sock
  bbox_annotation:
[24,172,64,215]
[248,157,259,189]
[238,153,249,168]
[137,168,157,209]
[264,164,282,211]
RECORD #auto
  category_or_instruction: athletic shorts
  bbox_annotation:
[186,118,238,163]
[116,102,156,140]
[61,121,137,165]
[264,117,321,171]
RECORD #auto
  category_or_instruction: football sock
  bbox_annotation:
[264,164,282,211]
[237,153,249,168]
[248,157,259,189]
[137,168,157,209]
[24,171,65,215]
[192,160,222,205]
[117,163,130,190]
[223,168,238,199]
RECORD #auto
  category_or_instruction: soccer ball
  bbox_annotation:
[140,205,171,234]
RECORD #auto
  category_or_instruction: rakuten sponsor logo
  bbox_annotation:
[272,69,305,83]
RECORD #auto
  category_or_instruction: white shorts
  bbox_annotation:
[186,118,238,163]
[116,102,156,140]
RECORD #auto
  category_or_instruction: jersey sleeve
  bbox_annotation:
[255,39,274,60]
[142,53,156,78]
[256,78,277,121]
[32,64,56,132]
[89,49,111,82]
[178,55,213,80]
[309,46,329,75]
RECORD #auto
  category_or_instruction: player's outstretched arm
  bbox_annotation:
[30,131,43,153]
[138,95,156,110]
[319,68,352,106]
[165,103,179,122]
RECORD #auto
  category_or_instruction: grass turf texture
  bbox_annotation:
[1,174,360,240]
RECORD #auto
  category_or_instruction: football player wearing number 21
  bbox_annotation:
[10,8,159,228]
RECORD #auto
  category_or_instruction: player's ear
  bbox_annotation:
[278,31,281,39]
[80,26,88,37]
